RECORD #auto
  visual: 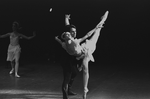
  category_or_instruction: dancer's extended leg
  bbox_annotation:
[87,27,102,50]
[86,11,109,55]
[82,11,109,99]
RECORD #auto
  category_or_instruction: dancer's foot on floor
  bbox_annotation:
[9,69,14,74]
[83,93,87,99]
[15,74,20,78]
[68,90,77,95]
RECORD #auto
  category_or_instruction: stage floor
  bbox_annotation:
[0,61,150,99]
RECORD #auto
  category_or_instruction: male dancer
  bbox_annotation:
[0,21,36,77]
[56,15,79,99]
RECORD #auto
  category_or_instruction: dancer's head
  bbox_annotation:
[12,21,19,32]
[61,32,72,40]
[66,25,76,38]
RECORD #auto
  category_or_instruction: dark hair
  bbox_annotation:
[13,21,20,26]
[12,21,20,29]
[12,21,23,32]
[70,24,76,29]
[65,24,76,32]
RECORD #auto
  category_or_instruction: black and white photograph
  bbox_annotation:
[0,0,150,99]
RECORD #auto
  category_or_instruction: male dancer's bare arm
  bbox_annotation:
[65,14,70,25]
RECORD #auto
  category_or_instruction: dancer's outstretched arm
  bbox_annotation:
[20,31,36,39]
[65,14,70,25]
[55,36,64,46]
[55,36,67,51]
[0,33,11,38]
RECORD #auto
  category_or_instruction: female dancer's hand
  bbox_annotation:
[33,31,36,37]
[55,36,59,40]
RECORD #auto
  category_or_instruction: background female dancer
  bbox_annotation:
[55,11,109,99]
[0,21,36,77]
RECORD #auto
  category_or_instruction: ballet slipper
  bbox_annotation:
[9,69,14,74]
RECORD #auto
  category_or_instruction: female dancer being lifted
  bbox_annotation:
[55,11,109,99]
[0,21,36,77]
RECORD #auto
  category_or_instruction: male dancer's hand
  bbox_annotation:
[65,14,70,20]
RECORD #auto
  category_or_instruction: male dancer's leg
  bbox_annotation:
[61,55,72,99]
[68,56,79,95]
[62,71,72,99]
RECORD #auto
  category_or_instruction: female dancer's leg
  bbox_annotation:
[82,11,109,99]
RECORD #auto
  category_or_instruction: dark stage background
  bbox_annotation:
[0,0,150,70]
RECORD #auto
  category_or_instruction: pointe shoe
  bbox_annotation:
[83,92,88,99]
[100,11,109,25]
[96,11,109,28]
[83,88,89,99]
[9,69,14,74]
[83,94,87,99]
[15,74,20,78]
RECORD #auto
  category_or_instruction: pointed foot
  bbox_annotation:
[9,69,14,74]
